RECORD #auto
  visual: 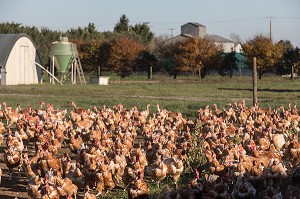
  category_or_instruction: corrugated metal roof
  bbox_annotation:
[165,34,198,44]
[206,34,234,43]
[187,22,206,27]
[0,33,35,68]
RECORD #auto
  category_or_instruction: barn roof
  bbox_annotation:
[184,22,206,27]
[206,34,234,43]
[0,33,35,68]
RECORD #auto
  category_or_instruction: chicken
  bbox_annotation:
[0,121,6,135]
[66,163,85,190]
[231,176,256,199]
[27,174,43,198]
[39,152,63,176]
[23,157,37,178]
[163,157,184,184]
[258,134,270,151]
[56,177,78,199]
[209,158,227,177]
[69,130,83,154]
[84,185,97,199]
[103,169,115,192]
[39,179,60,199]
[272,134,286,151]
[285,139,300,165]
[146,157,168,188]
[82,161,98,189]
[156,185,178,199]
[4,145,23,179]
[95,172,105,196]
[7,130,25,152]
[71,101,86,114]
[127,175,150,199]
[2,102,24,127]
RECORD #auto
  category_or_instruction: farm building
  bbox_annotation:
[168,22,243,53]
[0,33,42,85]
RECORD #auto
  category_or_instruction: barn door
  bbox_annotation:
[20,46,29,84]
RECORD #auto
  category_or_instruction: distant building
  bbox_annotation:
[168,22,243,53]
[181,22,206,38]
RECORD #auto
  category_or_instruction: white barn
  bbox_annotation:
[0,33,42,85]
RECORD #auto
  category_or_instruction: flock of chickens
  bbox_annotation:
[0,100,299,199]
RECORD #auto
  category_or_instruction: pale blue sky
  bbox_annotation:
[1,0,300,46]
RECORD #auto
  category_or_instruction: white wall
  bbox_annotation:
[5,37,38,85]
[215,42,235,53]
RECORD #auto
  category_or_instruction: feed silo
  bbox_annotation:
[49,36,85,84]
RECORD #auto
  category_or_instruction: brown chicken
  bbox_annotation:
[66,163,85,191]
[84,185,97,199]
[69,130,83,154]
[146,157,168,188]
[127,171,150,199]
[163,157,184,184]
[102,165,116,192]
[39,152,63,176]
[4,145,23,179]
[56,176,78,199]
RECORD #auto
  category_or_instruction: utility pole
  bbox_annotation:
[266,16,275,41]
[168,28,175,37]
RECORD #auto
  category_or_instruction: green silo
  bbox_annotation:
[49,36,78,74]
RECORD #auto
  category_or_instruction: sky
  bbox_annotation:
[1,0,300,47]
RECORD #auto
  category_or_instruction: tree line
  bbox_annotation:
[0,14,299,79]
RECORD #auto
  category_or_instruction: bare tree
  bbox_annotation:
[229,33,242,43]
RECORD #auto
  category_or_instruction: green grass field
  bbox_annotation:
[0,75,298,118]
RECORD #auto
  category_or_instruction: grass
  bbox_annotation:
[0,74,298,118]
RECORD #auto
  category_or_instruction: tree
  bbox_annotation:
[197,38,223,78]
[131,22,154,46]
[282,47,300,80]
[242,34,283,79]
[114,14,130,33]
[79,37,106,73]
[106,36,144,77]
[229,33,242,43]
[156,37,222,79]
[173,38,201,74]
[154,36,178,78]
[138,51,158,79]
[277,40,293,52]
[220,51,238,78]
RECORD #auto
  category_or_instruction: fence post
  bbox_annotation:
[252,57,258,106]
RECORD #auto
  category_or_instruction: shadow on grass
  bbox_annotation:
[218,88,300,93]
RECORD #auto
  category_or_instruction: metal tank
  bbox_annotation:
[49,36,78,74]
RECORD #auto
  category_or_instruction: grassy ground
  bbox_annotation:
[0,74,298,118]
